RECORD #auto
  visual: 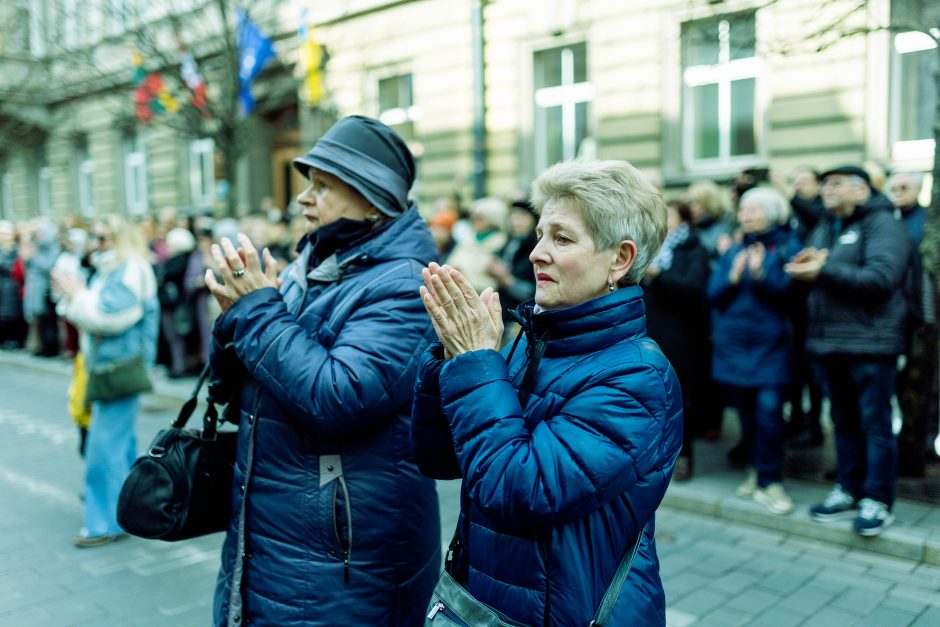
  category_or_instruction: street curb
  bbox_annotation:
[662,485,939,566]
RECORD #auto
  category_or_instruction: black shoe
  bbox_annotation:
[789,428,824,449]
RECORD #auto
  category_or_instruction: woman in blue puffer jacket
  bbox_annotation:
[707,186,802,516]
[205,116,441,626]
[413,159,683,626]
[54,215,159,547]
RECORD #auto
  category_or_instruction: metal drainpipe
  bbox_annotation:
[471,0,487,199]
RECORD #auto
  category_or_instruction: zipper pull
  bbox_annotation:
[427,601,444,620]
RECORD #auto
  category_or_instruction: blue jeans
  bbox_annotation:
[727,386,786,487]
[820,356,897,507]
[84,395,139,536]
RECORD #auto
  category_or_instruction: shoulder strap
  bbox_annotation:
[589,528,643,627]
[171,362,214,431]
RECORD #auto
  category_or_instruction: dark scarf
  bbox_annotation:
[300,218,376,269]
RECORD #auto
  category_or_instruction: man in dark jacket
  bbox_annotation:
[785,165,911,537]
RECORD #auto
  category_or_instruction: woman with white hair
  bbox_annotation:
[706,186,802,515]
[412,159,683,625]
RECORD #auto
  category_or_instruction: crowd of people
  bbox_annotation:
[0,113,935,623]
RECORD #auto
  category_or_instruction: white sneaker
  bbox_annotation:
[735,468,758,498]
[754,482,795,515]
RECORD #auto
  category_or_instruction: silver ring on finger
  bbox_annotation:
[232,268,246,278]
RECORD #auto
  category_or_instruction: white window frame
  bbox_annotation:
[681,15,763,170]
[189,138,215,208]
[29,0,45,57]
[890,30,938,162]
[37,165,51,216]
[124,135,148,216]
[78,158,94,217]
[533,43,595,173]
[376,72,420,129]
[1,172,13,220]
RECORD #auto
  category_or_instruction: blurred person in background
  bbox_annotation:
[156,227,198,378]
[486,198,537,334]
[0,221,27,349]
[52,228,90,358]
[206,115,440,626]
[643,200,711,482]
[53,215,159,547]
[786,166,825,243]
[788,165,911,536]
[428,208,458,262]
[707,187,801,515]
[22,219,62,357]
[888,171,938,474]
[184,218,216,367]
[446,196,508,293]
[686,180,734,258]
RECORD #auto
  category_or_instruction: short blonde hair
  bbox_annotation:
[530,159,667,285]
[98,215,149,262]
[686,180,728,219]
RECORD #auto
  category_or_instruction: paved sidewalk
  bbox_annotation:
[3,348,939,566]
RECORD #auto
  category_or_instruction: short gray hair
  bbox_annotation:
[889,171,925,189]
[530,159,667,285]
[739,186,791,226]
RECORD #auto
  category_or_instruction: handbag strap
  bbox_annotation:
[171,362,213,431]
[588,527,643,627]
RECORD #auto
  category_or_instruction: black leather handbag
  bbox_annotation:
[117,364,238,541]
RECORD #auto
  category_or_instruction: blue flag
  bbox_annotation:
[237,10,276,115]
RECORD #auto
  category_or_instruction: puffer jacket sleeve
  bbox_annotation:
[214,275,435,438]
[439,348,672,532]
[817,212,911,303]
[58,259,155,337]
[411,343,462,479]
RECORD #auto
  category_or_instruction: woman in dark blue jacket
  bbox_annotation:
[204,116,440,626]
[707,186,802,516]
[413,160,683,626]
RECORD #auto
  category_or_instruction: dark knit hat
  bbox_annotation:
[292,115,416,217]
[820,165,871,187]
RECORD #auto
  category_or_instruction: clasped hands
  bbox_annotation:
[784,247,829,282]
[205,233,281,314]
[420,263,503,359]
[729,242,767,284]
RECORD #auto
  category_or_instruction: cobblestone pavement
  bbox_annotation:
[1,361,939,626]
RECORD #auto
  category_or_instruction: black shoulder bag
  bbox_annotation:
[117,363,239,541]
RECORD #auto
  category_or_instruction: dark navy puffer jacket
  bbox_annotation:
[707,226,802,389]
[412,286,683,626]
[211,207,441,627]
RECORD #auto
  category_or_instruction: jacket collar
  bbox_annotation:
[512,285,648,357]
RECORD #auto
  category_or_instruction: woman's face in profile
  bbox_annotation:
[529,200,615,311]
[296,169,372,234]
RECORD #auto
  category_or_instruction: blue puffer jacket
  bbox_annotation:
[412,286,683,626]
[211,207,441,627]
[707,227,802,389]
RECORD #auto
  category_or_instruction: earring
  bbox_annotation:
[608,276,616,292]
[367,213,380,224]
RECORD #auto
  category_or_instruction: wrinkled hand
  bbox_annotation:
[420,263,503,359]
[205,233,281,314]
[51,269,85,298]
[716,233,735,256]
[784,248,828,282]
[729,250,748,285]
[747,243,766,280]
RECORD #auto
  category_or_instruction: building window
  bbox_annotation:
[681,13,760,168]
[37,165,51,216]
[378,73,418,141]
[76,136,94,216]
[890,28,938,160]
[29,0,46,57]
[189,138,215,209]
[8,0,30,54]
[123,133,148,215]
[533,42,594,172]
[1,172,13,220]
